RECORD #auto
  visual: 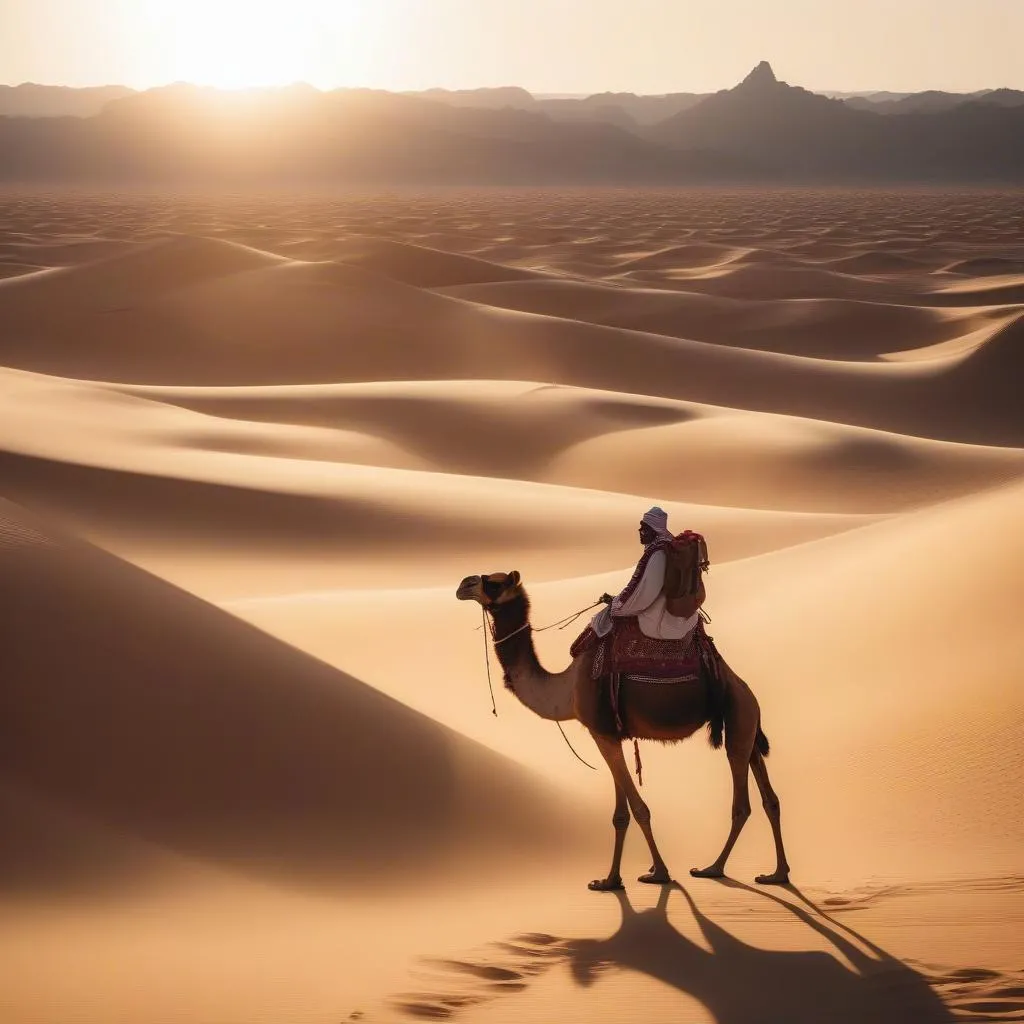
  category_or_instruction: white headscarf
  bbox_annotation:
[641,506,672,543]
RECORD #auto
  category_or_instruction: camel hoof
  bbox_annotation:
[689,866,725,879]
[755,872,790,886]
[588,877,625,892]
[638,870,672,885]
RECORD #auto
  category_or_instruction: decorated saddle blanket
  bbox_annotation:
[571,615,711,683]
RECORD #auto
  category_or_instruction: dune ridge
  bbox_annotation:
[1,236,1021,443]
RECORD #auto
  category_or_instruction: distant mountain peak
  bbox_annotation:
[740,61,778,89]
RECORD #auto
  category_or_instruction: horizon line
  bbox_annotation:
[0,75,1019,100]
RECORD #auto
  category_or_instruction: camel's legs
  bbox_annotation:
[591,732,671,885]
[589,778,629,892]
[750,748,790,885]
[690,732,754,879]
[690,662,761,880]
[689,748,752,878]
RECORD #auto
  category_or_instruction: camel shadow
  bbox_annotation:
[562,881,952,1024]
[394,881,953,1023]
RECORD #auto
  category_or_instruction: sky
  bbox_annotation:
[1,0,1022,96]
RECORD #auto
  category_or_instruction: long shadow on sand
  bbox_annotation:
[394,881,953,1022]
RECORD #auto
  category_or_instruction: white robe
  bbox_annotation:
[590,548,700,641]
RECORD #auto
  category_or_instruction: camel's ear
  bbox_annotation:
[508,570,521,588]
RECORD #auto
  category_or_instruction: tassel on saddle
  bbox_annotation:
[609,671,645,786]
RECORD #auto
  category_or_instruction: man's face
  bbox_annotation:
[639,522,655,546]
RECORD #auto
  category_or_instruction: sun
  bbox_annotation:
[139,0,344,90]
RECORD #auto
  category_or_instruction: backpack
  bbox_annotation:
[662,530,709,619]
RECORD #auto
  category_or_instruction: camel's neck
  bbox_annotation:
[489,595,576,722]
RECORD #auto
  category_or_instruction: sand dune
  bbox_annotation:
[543,480,1013,942]
[329,234,547,287]
[1,187,1022,1024]
[818,251,931,273]
[231,477,1024,885]
[0,372,875,596]
[949,310,1024,395]
[440,277,1010,359]
[930,273,1024,306]
[88,375,1023,513]
[0,236,134,271]
[215,474,1024,1022]
[23,367,1018,598]
[0,777,201,897]
[7,234,283,293]
[0,261,46,280]
[1,238,1021,444]
[0,244,522,384]
[712,478,1024,878]
[617,262,920,302]
[543,407,1024,512]
[941,256,1024,276]
[610,242,801,272]
[0,499,587,892]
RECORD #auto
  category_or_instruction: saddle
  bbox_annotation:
[571,615,705,683]
[570,528,717,746]
[571,616,723,747]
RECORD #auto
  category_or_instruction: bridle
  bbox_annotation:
[473,579,601,772]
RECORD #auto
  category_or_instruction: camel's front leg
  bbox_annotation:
[588,774,629,892]
[592,733,671,885]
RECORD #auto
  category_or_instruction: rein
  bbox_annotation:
[557,721,599,772]
[477,599,604,642]
[481,606,498,717]
[479,599,602,772]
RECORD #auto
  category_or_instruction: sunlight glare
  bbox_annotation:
[139,0,355,89]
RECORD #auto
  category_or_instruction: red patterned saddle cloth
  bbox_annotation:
[571,616,705,682]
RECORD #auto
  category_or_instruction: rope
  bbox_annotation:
[491,621,532,647]
[544,600,605,632]
[476,599,604,638]
[481,606,498,717]
[610,673,644,787]
[478,598,605,771]
[557,721,599,771]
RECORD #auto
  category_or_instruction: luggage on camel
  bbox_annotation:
[662,530,709,620]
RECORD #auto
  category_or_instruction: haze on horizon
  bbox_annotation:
[1,0,1022,97]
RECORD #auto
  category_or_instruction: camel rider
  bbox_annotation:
[589,506,701,642]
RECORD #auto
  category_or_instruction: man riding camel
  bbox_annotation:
[589,506,703,643]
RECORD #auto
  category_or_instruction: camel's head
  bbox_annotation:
[456,571,523,609]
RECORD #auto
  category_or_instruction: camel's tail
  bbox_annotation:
[706,674,726,750]
[704,643,727,750]
[755,725,770,758]
[707,709,725,750]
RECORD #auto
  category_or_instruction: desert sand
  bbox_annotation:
[1,186,1022,1023]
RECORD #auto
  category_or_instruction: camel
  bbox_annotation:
[456,570,790,892]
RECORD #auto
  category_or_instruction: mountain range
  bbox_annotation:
[0,83,134,118]
[1,63,1023,184]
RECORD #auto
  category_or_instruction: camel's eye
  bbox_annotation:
[482,578,504,600]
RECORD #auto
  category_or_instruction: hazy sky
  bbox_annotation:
[1,0,1021,95]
